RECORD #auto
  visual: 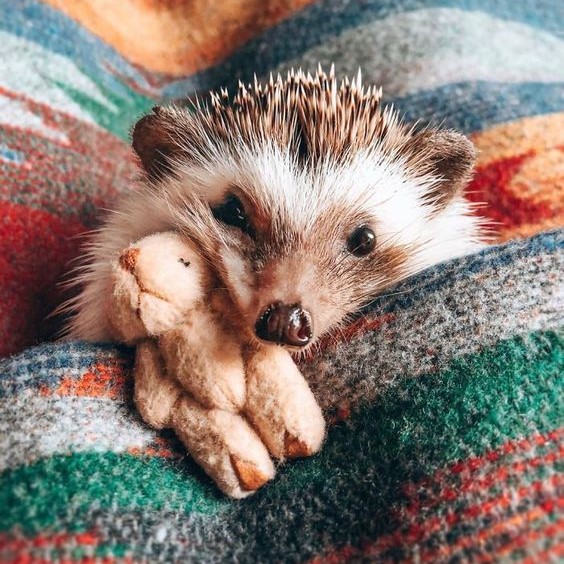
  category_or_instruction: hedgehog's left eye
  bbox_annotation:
[211,194,251,233]
[347,225,376,257]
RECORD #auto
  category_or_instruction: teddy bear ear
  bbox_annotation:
[408,129,477,207]
[132,106,184,181]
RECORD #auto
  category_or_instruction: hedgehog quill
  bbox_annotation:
[62,66,486,496]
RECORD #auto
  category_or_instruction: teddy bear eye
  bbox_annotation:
[211,193,251,234]
[347,225,376,257]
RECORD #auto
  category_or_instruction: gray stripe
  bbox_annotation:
[302,246,564,413]
[0,396,155,471]
[272,8,564,98]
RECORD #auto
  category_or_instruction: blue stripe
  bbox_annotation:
[0,341,132,398]
[1,0,562,102]
[0,0,150,98]
[391,81,564,133]
[161,0,564,98]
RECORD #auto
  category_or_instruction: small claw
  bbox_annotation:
[284,432,312,458]
[230,455,272,491]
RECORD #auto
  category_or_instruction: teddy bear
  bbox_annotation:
[107,231,325,498]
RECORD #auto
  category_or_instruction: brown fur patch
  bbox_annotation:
[375,245,409,283]
[119,248,140,274]
[406,129,477,206]
[284,432,312,458]
[230,455,271,491]
[132,108,179,180]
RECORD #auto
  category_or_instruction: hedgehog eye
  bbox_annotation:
[211,194,251,233]
[347,225,376,257]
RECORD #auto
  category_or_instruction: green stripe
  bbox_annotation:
[53,77,154,141]
[1,330,562,535]
[285,330,563,491]
[0,452,225,533]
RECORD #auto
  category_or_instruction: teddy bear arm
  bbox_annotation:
[134,340,183,430]
[244,345,326,460]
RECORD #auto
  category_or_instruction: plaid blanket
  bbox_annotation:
[0,0,563,561]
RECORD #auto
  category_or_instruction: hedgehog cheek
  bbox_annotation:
[216,246,255,315]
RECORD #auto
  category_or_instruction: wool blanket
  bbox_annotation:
[0,0,562,561]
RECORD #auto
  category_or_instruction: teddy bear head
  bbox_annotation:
[109,231,210,342]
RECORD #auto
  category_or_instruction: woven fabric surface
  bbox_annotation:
[0,0,563,562]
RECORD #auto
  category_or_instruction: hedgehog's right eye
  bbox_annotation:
[211,194,251,233]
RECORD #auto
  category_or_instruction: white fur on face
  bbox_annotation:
[64,135,484,344]
[217,246,254,313]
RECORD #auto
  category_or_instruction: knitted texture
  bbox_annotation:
[0,0,563,561]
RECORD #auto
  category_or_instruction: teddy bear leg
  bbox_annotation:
[134,339,183,430]
[171,396,275,498]
[244,345,326,460]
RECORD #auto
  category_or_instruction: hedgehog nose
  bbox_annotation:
[255,302,313,347]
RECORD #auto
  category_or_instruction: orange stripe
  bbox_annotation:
[127,435,180,459]
[470,113,564,167]
[467,114,564,243]
[41,0,316,76]
[416,505,563,563]
[39,361,130,399]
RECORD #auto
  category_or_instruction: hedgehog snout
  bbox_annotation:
[254,302,313,347]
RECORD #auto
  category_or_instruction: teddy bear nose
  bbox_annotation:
[255,302,313,347]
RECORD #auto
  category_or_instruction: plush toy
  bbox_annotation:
[108,231,325,498]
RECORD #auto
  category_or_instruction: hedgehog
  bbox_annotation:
[62,66,486,495]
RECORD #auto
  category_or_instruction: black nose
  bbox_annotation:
[255,302,313,347]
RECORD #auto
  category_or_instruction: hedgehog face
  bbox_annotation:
[131,68,485,349]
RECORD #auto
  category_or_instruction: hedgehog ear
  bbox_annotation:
[132,106,181,181]
[410,129,477,206]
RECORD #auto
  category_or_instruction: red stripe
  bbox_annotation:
[0,88,136,222]
[311,433,564,563]
[0,202,86,356]
[301,313,396,363]
[364,476,563,558]
[311,479,562,564]
[402,445,563,519]
[0,530,124,564]
[419,507,564,562]
[402,429,564,499]
[466,151,559,229]
[491,519,564,562]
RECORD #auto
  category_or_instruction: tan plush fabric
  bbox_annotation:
[108,231,325,497]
